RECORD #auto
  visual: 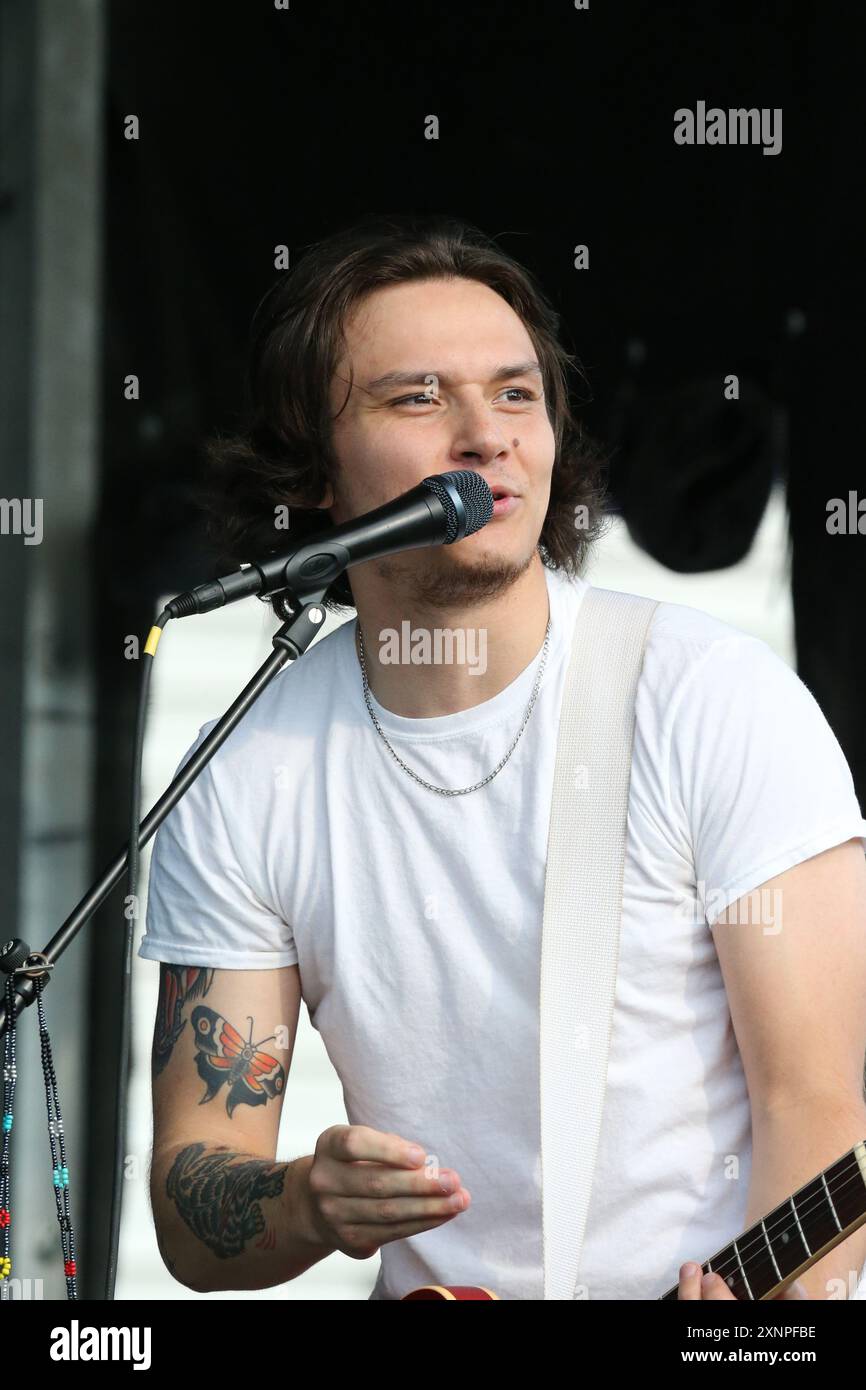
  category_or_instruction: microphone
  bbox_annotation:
[166,469,494,618]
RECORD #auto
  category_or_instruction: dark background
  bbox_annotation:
[13,0,866,1293]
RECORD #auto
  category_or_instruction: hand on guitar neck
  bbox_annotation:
[677,1262,809,1300]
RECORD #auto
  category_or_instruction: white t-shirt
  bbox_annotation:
[139,565,866,1300]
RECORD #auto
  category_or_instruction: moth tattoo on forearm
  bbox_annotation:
[167,1142,286,1259]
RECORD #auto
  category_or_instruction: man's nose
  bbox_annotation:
[448,399,510,461]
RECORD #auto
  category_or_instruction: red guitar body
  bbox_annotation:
[402,1285,500,1300]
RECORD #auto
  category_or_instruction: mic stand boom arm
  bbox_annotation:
[0,588,331,1037]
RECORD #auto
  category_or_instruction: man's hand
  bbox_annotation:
[678,1261,809,1300]
[302,1124,471,1260]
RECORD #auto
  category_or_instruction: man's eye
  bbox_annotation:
[392,388,537,407]
[392,392,438,406]
[500,388,535,402]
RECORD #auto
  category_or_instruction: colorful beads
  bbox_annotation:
[3,961,77,1296]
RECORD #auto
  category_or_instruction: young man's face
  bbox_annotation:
[324,276,557,605]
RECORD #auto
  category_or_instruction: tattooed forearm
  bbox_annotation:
[153,965,214,1075]
[166,1142,287,1259]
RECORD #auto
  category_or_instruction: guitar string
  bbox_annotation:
[682,1153,866,1293]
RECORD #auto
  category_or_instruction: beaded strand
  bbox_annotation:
[0,961,77,1299]
[0,974,15,1291]
[36,978,78,1295]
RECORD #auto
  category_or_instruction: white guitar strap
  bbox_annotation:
[540,584,660,1300]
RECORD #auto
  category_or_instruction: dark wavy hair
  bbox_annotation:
[201,213,613,612]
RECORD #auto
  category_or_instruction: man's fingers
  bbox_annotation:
[678,1262,737,1300]
[329,1188,470,1226]
[312,1152,463,1200]
[319,1124,428,1169]
[678,1262,703,1299]
[700,1272,738,1300]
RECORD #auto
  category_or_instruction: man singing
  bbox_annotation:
[139,215,866,1301]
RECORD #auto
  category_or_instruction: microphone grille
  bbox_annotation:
[422,470,494,542]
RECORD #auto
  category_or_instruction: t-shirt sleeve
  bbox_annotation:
[137,726,299,970]
[667,634,866,928]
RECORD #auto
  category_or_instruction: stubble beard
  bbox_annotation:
[372,542,540,611]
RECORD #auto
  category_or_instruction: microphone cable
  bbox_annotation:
[103,605,172,1300]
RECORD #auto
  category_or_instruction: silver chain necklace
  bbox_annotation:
[355,615,552,796]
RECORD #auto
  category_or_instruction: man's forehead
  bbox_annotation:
[341,283,534,367]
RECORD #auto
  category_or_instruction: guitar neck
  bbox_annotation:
[658,1139,866,1300]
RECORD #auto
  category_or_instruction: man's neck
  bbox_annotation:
[352,556,552,719]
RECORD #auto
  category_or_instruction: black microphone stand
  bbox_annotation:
[0,586,331,1037]
[0,467,489,1304]
[2,466,488,1030]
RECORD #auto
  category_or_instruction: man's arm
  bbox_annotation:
[149,962,336,1292]
[150,1142,334,1293]
[711,837,866,1299]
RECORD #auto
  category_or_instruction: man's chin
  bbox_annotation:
[374,544,538,608]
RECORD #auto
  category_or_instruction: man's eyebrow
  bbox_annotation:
[362,360,543,395]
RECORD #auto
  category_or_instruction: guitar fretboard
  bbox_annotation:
[659,1139,866,1300]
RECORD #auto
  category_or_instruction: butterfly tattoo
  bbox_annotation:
[191,1005,286,1119]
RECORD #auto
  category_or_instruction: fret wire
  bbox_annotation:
[733,1239,754,1300]
[821,1171,843,1233]
[790,1194,811,1256]
[760,1217,783,1283]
